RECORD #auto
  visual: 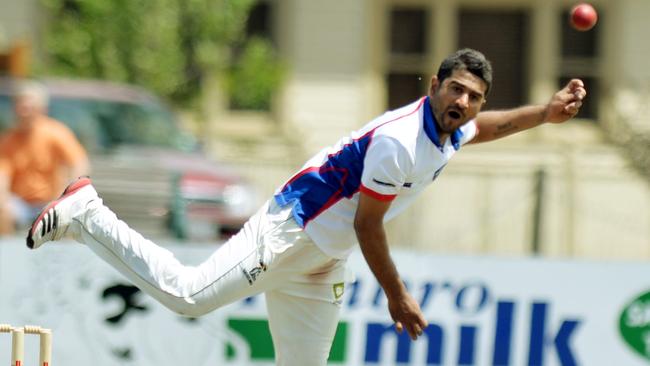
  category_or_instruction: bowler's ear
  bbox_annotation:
[429,76,440,95]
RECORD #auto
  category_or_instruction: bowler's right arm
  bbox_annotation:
[354,191,428,340]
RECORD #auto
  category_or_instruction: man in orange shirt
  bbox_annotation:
[0,81,89,234]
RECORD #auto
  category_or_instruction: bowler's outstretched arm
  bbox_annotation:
[354,191,428,340]
[470,79,587,144]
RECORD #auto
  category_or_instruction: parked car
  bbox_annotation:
[0,77,257,241]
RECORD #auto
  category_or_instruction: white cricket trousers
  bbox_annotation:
[68,198,347,366]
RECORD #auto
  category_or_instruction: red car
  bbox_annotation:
[0,78,257,241]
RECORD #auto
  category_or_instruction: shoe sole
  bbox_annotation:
[26,177,93,249]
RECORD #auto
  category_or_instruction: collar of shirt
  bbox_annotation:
[423,96,463,151]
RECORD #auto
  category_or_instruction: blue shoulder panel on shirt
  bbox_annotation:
[274,134,374,227]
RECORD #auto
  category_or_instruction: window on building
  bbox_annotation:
[387,73,427,110]
[387,6,429,110]
[458,9,529,110]
[390,8,426,55]
[228,0,281,111]
[230,0,274,59]
[559,9,600,119]
[246,1,273,43]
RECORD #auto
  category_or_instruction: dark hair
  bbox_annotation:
[436,48,493,95]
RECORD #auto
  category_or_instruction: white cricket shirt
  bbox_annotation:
[274,97,478,259]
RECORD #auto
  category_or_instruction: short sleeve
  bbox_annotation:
[0,158,11,178]
[0,136,13,177]
[51,122,88,165]
[360,135,412,201]
[459,119,478,145]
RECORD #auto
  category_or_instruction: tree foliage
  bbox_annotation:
[41,0,257,105]
[226,37,284,110]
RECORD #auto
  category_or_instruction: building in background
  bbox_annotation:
[2,0,649,258]
[205,0,650,260]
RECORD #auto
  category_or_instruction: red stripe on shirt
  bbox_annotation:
[360,184,396,201]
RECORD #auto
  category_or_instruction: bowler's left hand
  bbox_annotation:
[544,79,587,123]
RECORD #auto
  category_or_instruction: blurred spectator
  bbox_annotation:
[0,81,89,235]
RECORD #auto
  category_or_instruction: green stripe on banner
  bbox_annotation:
[226,318,348,362]
[329,322,348,363]
[227,319,275,360]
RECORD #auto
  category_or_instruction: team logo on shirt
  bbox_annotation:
[333,282,345,305]
[242,261,267,285]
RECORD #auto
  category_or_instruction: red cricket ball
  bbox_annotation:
[570,3,598,31]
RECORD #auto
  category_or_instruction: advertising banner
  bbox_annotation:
[1,239,649,365]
